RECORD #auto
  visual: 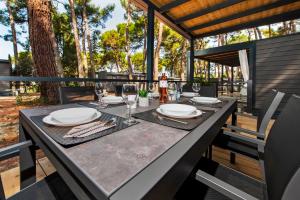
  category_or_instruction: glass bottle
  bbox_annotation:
[159,67,168,103]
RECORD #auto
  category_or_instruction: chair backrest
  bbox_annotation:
[182,83,217,97]
[256,90,285,134]
[59,86,95,104]
[264,95,300,200]
[200,83,218,97]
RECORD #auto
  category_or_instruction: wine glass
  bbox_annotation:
[122,84,138,125]
[175,82,183,102]
[168,82,176,101]
[192,83,201,95]
[148,82,155,100]
[95,82,107,108]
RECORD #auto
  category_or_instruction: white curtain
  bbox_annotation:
[238,49,249,81]
[238,49,249,96]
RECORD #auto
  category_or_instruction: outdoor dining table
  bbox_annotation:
[18,98,237,200]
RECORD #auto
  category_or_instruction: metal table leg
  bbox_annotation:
[19,124,36,189]
[230,108,237,164]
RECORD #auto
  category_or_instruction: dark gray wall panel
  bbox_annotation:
[255,33,300,112]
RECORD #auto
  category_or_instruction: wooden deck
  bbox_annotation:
[0,114,273,198]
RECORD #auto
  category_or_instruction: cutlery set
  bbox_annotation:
[64,118,117,138]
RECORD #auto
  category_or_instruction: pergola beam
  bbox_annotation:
[188,0,299,32]
[132,0,191,39]
[175,0,245,24]
[160,0,190,13]
[196,9,300,38]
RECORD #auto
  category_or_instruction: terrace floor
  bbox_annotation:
[0,113,273,198]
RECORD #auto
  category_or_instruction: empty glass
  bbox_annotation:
[168,82,176,101]
[148,82,155,100]
[122,84,138,125]
[176,82,183,102]
[192,83,201,94]
[95,82,107,108]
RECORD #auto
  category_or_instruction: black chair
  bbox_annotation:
[58,86,96,104]
[182,83,218,97]
[176,94,300,200]
[0,141,77,200]
[213,89,285,161]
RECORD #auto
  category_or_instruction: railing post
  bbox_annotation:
[188,37,195,82]
[147,5,154,82]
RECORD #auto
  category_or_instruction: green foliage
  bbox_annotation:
[160,26,187,77]
[0,0,27,46]
[227,32,249,44]
[17,51,33,76]
[138,89,148,97]
[15,94,48,106]
[52,11,78,77]
[16,95,23,105]
[131,52,144,72]
[99,29,126,71]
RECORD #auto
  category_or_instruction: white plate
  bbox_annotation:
[191,97,221,104]
[102,96,123,104]
[43,111,101,127]
[160,104,197,116]
[50,108,97,124]
[182,92,198,98]
[156,108,202,119]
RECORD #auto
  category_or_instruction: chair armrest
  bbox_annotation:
[0,140,32,160]
[196,169,259,200]
[223,130,265,148]
[224,124,265,139]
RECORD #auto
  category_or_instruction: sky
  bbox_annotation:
[0,0,125,59]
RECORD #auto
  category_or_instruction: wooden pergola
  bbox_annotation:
[132,0,300,81]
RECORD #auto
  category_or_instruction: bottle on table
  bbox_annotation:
[159,67,168,103]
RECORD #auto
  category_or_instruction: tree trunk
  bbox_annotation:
[125,1,133,79]
[283,22,289,34]
[6,0,19,75]
[69,0,84,78]
[81,24,88,76]
[51,29,64,77]
[142,18,147,73]
[154,22,163,81]
[83,0,95,78]
[290,20,296,33]
[247,29,251,41]
[179,39,187,81]
[255,27,262,39]
[27,0,59,103]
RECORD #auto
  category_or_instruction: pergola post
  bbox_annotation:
[221,65,224,94]
[188,37,195,82]
[147,5,154,82]
[207,61,211,81]
[231,67,234,94]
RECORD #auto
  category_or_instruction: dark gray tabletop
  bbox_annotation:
[19,99,237,200]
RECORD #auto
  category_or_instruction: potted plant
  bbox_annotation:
[138,90,149,107]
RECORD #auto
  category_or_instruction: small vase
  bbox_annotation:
[139,97,149,107]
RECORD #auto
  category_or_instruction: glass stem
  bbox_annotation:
[98,95,102,104]
[128,105,132,122]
